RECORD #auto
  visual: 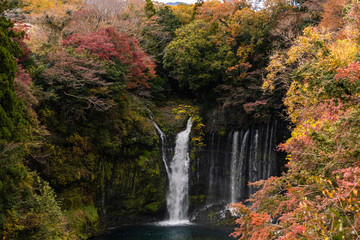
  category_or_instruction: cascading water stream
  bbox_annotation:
[267,120,276,179]
[238,130,249,198]
[188,119,288,222]
[165,118,193,224]
[231,129,249,203]
[230,131,239,203]
[152,121,171,178]
[207,133,216,203]
[262,123,270,179]
[151,117,284,224]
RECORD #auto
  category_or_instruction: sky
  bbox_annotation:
[154,0,199,4]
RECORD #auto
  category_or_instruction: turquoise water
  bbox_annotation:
[96,223,233,240]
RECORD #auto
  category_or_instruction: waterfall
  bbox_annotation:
[262,123,270,179]
[267,120,276,179]
[207,133,216,203]
[166,118,193,223]
[152,121,171,178]
[185,119,289,223]
[237,129,249,201]
[230,131,239,203]
[249,128,259,195]
[228,129,250,203]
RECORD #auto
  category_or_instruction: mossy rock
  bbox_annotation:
[189,195,206,208]
[151,100,194,135]
[58,187,92,210]
[145,201,160,213]
[65,205,103,239]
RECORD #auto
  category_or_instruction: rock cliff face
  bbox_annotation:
[189,119,289,225]
[102,110,289,228]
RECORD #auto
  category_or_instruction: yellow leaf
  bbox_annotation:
[353,189,358,196]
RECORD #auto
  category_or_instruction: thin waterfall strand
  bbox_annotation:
[207,133,215,203]
[230,131,239,203]
[152,121,171,178]
[237,129,250,201]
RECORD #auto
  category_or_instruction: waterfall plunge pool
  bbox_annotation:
[95,223,232,240]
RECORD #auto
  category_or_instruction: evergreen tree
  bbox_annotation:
[0,17,27,141]
[145,0,156,18]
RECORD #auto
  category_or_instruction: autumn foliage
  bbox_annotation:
[319,0,347,31]
[63,28,156,89]
[232,1,360,239]
[44,50,113,120]
[8,0,360,239]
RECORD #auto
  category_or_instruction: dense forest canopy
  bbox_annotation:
[1,0,360,239]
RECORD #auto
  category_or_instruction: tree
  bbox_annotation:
[0,142,73,239]
[64,0,131,36]
[164,20,236,93]
[197,1,270,64]
[140,5,181,62]
[140,5,181,100]
[216,63,268,122]
[195,0,237,24]
[170,3,194,25]
[145,0,156,18]
[0,0,7,14]
[0,17,28,141]
[319,0,347,31]
[227,5,269,63]
[232,8,360,239]
[43,50,114,122]
[14,63,38,114]
[22,0,84,45]
[63,28,156,90]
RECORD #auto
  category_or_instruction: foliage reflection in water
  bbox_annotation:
[96,224,232,240]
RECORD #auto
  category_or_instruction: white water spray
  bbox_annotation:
[229,129,250,204]
[230,131,239,203]
[165,118,193,224]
